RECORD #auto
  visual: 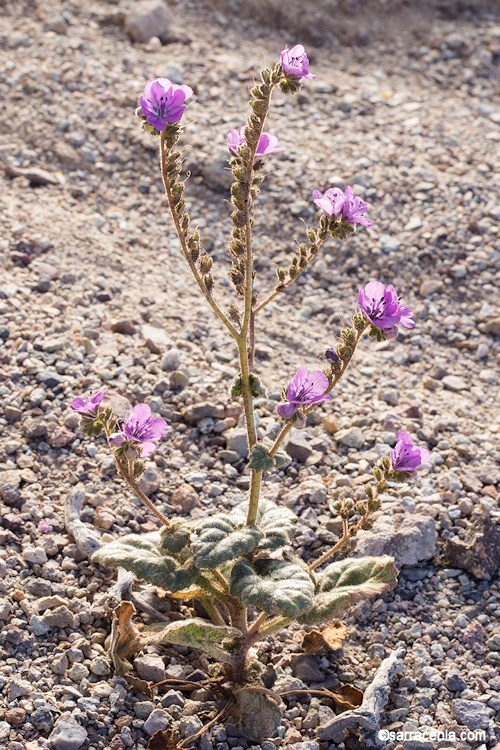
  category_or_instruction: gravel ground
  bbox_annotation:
[0,1,499,749]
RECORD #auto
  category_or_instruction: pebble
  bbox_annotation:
[452,699,491,729]
[161,347,181,371]
[134,654,167,682]
[335,426,365,449]
[226,428,249,458]
[125,1,173,44]
[171,483,201,511]
[143,708,170,736]
[48,717,88,750]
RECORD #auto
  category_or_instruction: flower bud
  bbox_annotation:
[199,255,213,274]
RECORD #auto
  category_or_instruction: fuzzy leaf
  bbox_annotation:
[248,443,275,472]
[192,516,263,569]
[298,556,398,626]
[92,532,197,592]
[231,558,315,617]
[230,500,297,551]
[143,618,243,664]
[159,522,192,561]
[236,686,284,742]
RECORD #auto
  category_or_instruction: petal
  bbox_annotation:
[144,416,168,440]
[71,397,89,412]
[108,432,127,446]
[276,401,297,419]
[289,44,306,57]
[140,442,157,458]
[417,446,431,466]
[364,280,387,303]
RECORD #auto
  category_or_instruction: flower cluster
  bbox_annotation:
[358,281,414,338]
[138,78,193,132]
[109,403,167,458]
[313,186,372,227]
[227,127,283,158]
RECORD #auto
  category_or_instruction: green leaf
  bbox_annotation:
[92,532,197,592]
[159,522,192,561]
[143,618,244,664]
[192,516,263,569]
[236,686,284,741]
[230,558,315,618]
[298,556,398,626]
[248,443,274,473]
[230,500,297,551]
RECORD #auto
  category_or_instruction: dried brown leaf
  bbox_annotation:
[109,601,142,675]
[301,621,348,654]
[125,672,155,699]
[147,728,181,750]
[330,684,363,711]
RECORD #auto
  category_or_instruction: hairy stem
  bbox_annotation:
[160,130,239,341]
[245,470,262,526]
[309,517,349,571]
[255,614,291,639]
[199,596,227,627]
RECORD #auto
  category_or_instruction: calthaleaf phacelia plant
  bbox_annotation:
[71,43,430,733]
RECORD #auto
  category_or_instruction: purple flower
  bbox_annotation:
[358,281,415,337]
[324,348,340,366]
[139,78,193,131]
[280,45,316,80]
[110,403,167,458]
[71,391,106,415]
[312,186,372,227]
[341,187,372,227]
[391,431,430,473]
[277,366,330,418]
[227,127,284,157]
[38,520,53,533]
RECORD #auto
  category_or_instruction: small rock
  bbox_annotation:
[452,699,491,729]
[4,405,23,422]
[90,656,111,675]
[5,708,26,726]
[0,599,12,620]
[286,433,313,462]
[445,672,467,692]
[226,427,249,458]
[179,716,203,737]
[134,701,155,719]
[183,402,224,423]
[444,515,500,579]
[49,716,88,750]
[111,319,137,335]
[42,605,73,629]
[442,375,468,392]
[143,708,170,736]
[322,414,339,434]
[161,689,185,708]
[335,426,365,449]
[22,546,48,564]
[404,215,422,230]
[138,464,160,496]
[161,347,181,371]
[68,663,90,682]
[134,654,166,682]
[201,155,233,193]
[292,655,324,683]
[31,707,54,732]
[0,723,10,741]
[380,388,399,406]
[481,317,500,335]
[51,653,69,675]
[141,323,172,351]
[171,483,201,512]
[125,1,173,44]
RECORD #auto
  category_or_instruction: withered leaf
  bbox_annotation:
[109,601,142,675]
[327,684,363,712]
[124,672,155,699]
[147,728,181,750]
[301,621,348,654]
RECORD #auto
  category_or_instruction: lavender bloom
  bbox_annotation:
[324,348,340,366]
[358,281,415,337]
[38,520,53,533]
[227,127,284,157]
[277,366,330,419]
[391,431,430,473]
[312,186,372,227]
[341,186,373,227]
[139,78,193,131]
[71,390,106,415]
[110,403,167,458]
[280,44,316,79]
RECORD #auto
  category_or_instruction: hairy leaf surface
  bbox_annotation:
[92,532,197,592]
[230,500,297,550]
[298,555,398,626]
[191,516,263,568]
[230,558,315,617]
[143,618,243,664]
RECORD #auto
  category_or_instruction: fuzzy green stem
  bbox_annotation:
[200,596,227,627]
[160,130,239,341]
[245,470,262,526]
[309,517,349,571]
[255,614,291,639]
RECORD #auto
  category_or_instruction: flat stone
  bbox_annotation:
[110,319,137,335]
[22,546,48,564]
[322,414,339,434]
[442,375,468,392]
[143,708,170,736]
[292,655,324,683]
[49,717,88,750]
[42,605,73,629]
[335,426,365,449]
[355,514,436,567]
[134,654,166,682]
[452,699,491,729]
[183,402,225,423]
[141,323,172,351]
[481,317,500,335]
[7,677,32,701]
[4,405,23,422]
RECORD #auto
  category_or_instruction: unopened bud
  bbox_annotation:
[199,255,213,274]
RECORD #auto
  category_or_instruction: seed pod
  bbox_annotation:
[199,255,213,274]
[203,274,214,293]
[276,267,286,281]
